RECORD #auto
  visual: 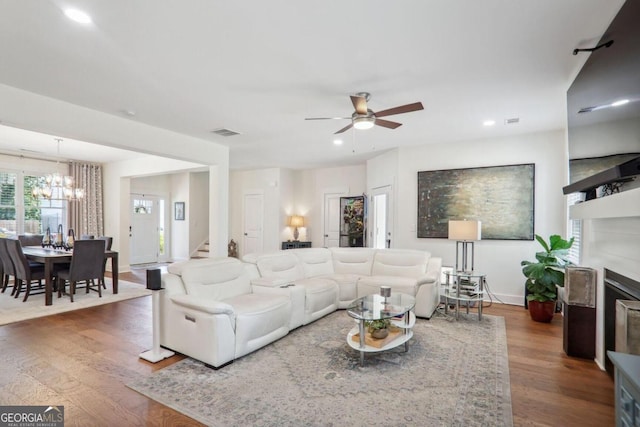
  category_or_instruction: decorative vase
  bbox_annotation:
[528,300,556,323]
[371,328,389,339]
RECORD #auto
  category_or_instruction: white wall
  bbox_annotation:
[103,156,207,270]
[295,165,367,247]
[229,168,282,257]
[189,171,210,255]
[371,130,568,305]
[171,172,190,261]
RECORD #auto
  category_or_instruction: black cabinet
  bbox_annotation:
[340,196,366,247]
[282,241,311,250]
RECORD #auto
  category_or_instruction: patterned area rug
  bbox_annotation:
[0,279,151,325]
[128,310,512,426]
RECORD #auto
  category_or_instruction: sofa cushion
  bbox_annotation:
[371,249,429,278]
[256,252,305,281]
[181,259,251,300]
[292,248,334,278]
[330,247,375,275]
[357,275,419,296]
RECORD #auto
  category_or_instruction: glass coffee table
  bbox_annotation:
[346,293,416,366]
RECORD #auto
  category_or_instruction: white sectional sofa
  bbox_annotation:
[159,247,441,368]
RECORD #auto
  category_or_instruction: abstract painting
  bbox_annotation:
[417,164,534,240]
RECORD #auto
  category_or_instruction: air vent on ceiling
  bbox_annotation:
[211,128,240,137]
[504,117,520,125]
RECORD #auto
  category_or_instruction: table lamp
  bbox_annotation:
[448,219,481,272]
[289,215,304,241]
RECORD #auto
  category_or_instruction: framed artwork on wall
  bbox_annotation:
[174,202,185,221]
[417,163,535,240]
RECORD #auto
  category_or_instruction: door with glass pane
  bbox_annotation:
[130,195,161,265]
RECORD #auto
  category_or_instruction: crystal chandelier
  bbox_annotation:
[32,138,85,201]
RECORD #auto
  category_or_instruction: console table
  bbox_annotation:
[281,241,311,250]
[443,270,486,320]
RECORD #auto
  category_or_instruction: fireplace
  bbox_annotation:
[604,268,640,375]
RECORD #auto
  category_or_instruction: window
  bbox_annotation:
[0,171,17,237]
[0,170,68,237]
[566,192,583,264]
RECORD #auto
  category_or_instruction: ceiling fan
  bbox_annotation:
[305,92,424,134]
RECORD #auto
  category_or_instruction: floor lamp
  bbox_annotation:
[448,220,482,272]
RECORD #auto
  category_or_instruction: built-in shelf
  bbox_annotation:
[570,187,640,220]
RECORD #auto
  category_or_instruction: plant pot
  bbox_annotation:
[528,300,556,323]
[371,328,389,339]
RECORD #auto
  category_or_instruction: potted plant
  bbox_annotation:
[366,318,391,339]
[521,234,574,323]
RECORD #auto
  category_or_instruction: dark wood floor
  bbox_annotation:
[0,270,614,426]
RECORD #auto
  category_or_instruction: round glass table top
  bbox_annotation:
[346,293,416,321]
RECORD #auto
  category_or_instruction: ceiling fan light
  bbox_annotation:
[353,116,375,130]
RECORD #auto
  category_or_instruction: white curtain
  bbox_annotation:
[69,162,104,237]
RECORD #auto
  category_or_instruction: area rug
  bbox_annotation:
[0,279,151,325]
[127,310,513,426]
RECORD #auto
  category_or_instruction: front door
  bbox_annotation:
[130,195,160,264]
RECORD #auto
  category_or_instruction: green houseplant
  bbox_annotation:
[521,234,574,323]
[366,319,391,339]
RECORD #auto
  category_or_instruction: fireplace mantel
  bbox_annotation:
[570,187,640,220]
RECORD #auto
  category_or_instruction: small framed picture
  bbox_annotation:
[174,202,185,221]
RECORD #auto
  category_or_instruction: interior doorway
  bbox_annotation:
[130,194,167,265]
[371,185,393,249]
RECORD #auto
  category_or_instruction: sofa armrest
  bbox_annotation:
[161,273,188,296]
[424,257,442,284]
[416,271,439,286]
[169,294,235,316]
[250,277,292,288]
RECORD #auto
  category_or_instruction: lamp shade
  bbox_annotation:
[448,220,481,241]
[289,215,304,227]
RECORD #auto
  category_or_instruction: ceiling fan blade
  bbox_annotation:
[374,102,424,118]
[351,95,368,115]
[304,117,351,120]
[334,123,354,134]
[374,119,403,129]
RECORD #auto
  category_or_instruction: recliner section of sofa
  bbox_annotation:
[159,257,291,368]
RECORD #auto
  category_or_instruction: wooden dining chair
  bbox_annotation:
[6,238,46,302]
[55,239,105,302]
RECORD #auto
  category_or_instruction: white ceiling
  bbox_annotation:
[0,0,627,169]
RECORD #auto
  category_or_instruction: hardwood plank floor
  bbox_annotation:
[0,270,614,426]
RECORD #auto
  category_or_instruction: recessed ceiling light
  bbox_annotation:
[333,139,343,146]
[483,120,496,127]
[611,99,630,107]
[64,9,92,24]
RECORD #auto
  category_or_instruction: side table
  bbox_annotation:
[443,270,486,320]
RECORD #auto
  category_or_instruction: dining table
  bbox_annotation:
[22,246,119,306]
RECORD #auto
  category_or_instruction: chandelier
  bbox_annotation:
[32,138,85,201]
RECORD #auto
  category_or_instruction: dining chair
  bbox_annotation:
[6,238,46,302]
[96,236,113,289]
[17,234,44,247]
[55,239,105,302]
[80,234,95,240]
[0,238,17,294]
